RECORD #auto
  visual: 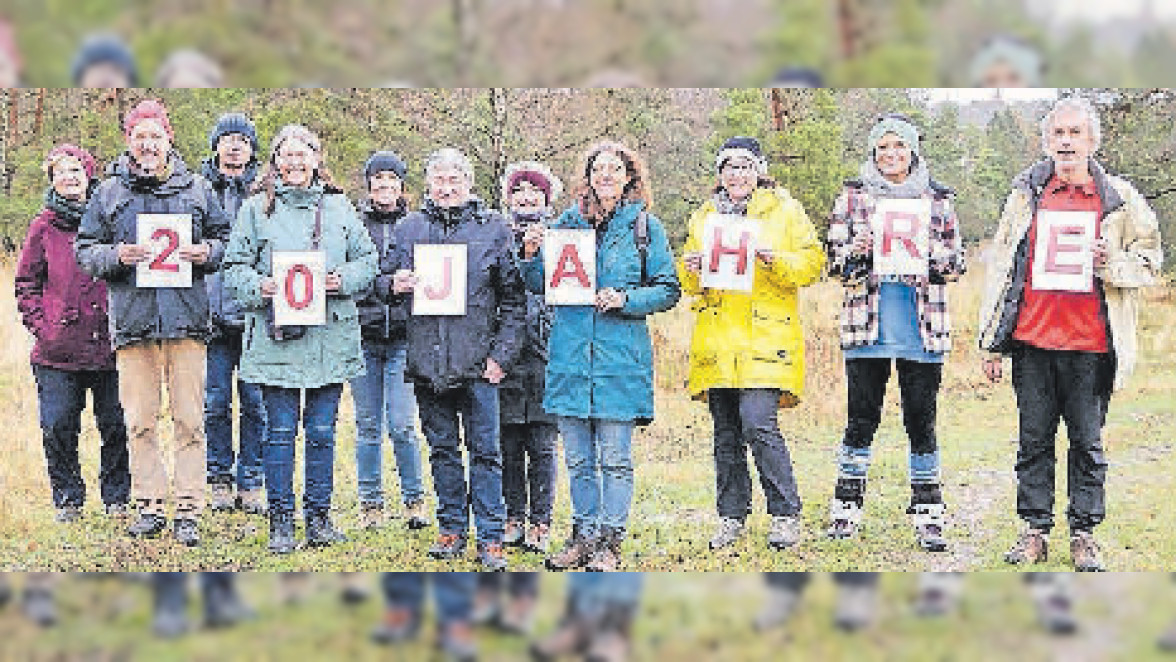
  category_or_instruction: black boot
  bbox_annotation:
[204,581,255,629]
[268,512,297,555]
[306,512,348,547]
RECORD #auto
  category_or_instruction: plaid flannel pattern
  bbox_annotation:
[826,185,966,353]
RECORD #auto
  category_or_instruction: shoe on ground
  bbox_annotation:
[437,621,478,662]
[834,586,877,632]
[1036,595,1078,635]
[827,499,862,540]
[754,588,801,632]
[173,518,200,547]
[127,513,168,539]
[209,483,236,512]
[405,499,432,530]
[268,513,298,555]
[1070,530,1106,572]
[1004,528,1049,565]
[305,514,348,547]
[360,502,388,530]
[55,505,82,523]
[498,596,536,636]
[371,608,420,645]
[545,527,597,571]
[709,517,744,550]
[429,533,468,560]
[153,608,189,639]
[478,542,510,572]
[237,489,267,516]
[768,515,802,550]
[911,503,948,552]
[524,522,551,554]
[503,519,525,547]
[104,502,130,518]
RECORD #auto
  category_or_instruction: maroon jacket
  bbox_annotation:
[15,208,116,371]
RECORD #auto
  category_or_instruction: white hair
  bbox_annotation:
[425,147,474,183]
[1041,96,1102,155]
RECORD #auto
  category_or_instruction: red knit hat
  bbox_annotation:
[0,20,19,74]
[43,144,98,180]
[123,98,174,141]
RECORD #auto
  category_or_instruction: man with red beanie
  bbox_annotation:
[77,98,231,546]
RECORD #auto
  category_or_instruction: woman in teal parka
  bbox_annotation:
[520,140,680,573]
[224,124,378,554]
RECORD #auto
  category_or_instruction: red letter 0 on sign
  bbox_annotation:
[285,264,315,310]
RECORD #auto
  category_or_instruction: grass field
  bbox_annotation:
[0,254,1173,573]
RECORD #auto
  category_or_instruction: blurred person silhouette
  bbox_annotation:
[531,573,645,662]
[769,66,824,88]
[156,49,225,88]
[372,572,478,662]
[151,572,253,638]
[968,35,1044,88]
[915,572,1079,634]
[0,19,22,87]
[71,34,139,88]
[754,573,879,633]
[0,573,57,627]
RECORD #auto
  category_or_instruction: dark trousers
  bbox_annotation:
[476,572,540,599]
[709,388,802,519]
[1011,345,1110,532]
[765,573,880,591]
[501,422,558,526]
[32,365,130,508]
[152,572,236,613]
[204,333,266,490]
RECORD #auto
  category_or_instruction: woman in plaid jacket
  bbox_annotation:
[825,113,966,552]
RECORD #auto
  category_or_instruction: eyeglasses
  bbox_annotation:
[721,162,757,176]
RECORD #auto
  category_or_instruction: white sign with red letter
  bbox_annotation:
[870,199,932,277]
[413,244,468,316]
[544,230,596,305]
[137,214,193,288]
[1032,210,1097,292]
[272,251,326,326]
[700,214,760,292]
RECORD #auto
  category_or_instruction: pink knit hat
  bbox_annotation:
[43,144,98,180]
[123,98,174,140]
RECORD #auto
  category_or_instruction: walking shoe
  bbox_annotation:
[340,575,371,606]
[437,621,478,662]
[503,519,525,547]
[911,503,948,552]
[127,513,168,539]
[306,513,348,547]
[546,526,597,571]
[834,585,877,632]
[1035,594,1078,635]
[360,502,387,530]
[1070,531,1106,572]
[405,499,431,530]
[499,596,537,636]
[914,574,962,618]
[587,527,624,572]
[371,608,420,645]
[530,598,592,661]
[204,584,255,629]
[173,518,200,547]
[21,589,56,628]
[524,523,551,554]
[754,588,801,632]
[209,483,236,512]
[478,542,510,572]
[768,515,802,549]
[586,604,635,662]
[237,489,267,516]
[709,517,745,550]
[1004,528,1049,565]
[429,533,468,560]
[827,499,863,540]
[268,512,297,555]
[55,506,82,523]
[104,502,130,518]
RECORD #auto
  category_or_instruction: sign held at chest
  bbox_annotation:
[136,214,192,288]
[700,214,760,292]
[869,199,932,277]
[272,251,326,326]
[414,244,468,316]
[1032,210,1097,293]
[545,229,596,305]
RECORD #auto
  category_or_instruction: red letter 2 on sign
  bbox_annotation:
[273,251,327,326]
[136,214,193,288]
[869,199,931,277]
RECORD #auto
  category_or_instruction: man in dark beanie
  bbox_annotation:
[71,33,139,87]
[202,112,267,516]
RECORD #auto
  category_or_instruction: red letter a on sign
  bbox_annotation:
[709,227,751,275]
[549,243,591,288]
[425,257,454,300]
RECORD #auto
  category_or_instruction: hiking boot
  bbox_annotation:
[1004,528,1049,565]
[360,502,388,530]
[587,604,635,662]
[429,533,468,560]
[21,589,56,628]
[546,526,597,571]
[209,483,236,512]
[499,596,536,636]
[306,513,348,547]
[709,517,745,550]
[173,518,201,547]
[834,585,877,632]
[437,621,478,662]
[127,513,168,539]
[503,519,525,547]
[104,502,130,518]
[237,489,267,516]
[754,588,801,632]
[1035,594,1078,635]
[524,523,551,554]
[587,527,624,572]
[827,499,862,540]
[1070,531,1106,572]
[768,515,802,549]
[268,512,297,555]
[1158,620,1176,652]
[530,598,591,661]
[204,584,254,629]
[405,499,431,530]
[371,608,420,645]
[911,503,948,552]
[477,542,510,572]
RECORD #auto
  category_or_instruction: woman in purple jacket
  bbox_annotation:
[15,144,131,522]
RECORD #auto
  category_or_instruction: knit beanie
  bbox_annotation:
[868,115,921,161]
[71,34,139,85]
[363,150,408,186]
[43,144,98,180]
[715,136,767,175]
[209,112,259,153]
[123,98,174,141]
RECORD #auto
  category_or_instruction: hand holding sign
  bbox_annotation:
[272,251,327,327]
[700,214,760,292]
[413,244,468,316]
[1032,210,1097,292]
[870,199,931,277]
[545,229,596,306]
[137,214,193,288]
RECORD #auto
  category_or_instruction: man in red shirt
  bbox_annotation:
[978,96,1163,572]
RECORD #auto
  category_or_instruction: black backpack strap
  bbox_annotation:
[635,210,650,285]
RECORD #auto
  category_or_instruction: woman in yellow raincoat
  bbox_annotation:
[680,136,825,552]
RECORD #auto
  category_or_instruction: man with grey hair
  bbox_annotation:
[979,95,1163,571]
[380,147,526,571]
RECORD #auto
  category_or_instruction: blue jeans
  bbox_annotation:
[416,381,505,544]
[261,383,344,517]
[382,573,476,626]
[204,334,266,491]
[33,365,130,508]
[502,422,558,525]
[568,573,644,617]
[558,417,636,538]
[351,340,425,506]
[477,572,540,598]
